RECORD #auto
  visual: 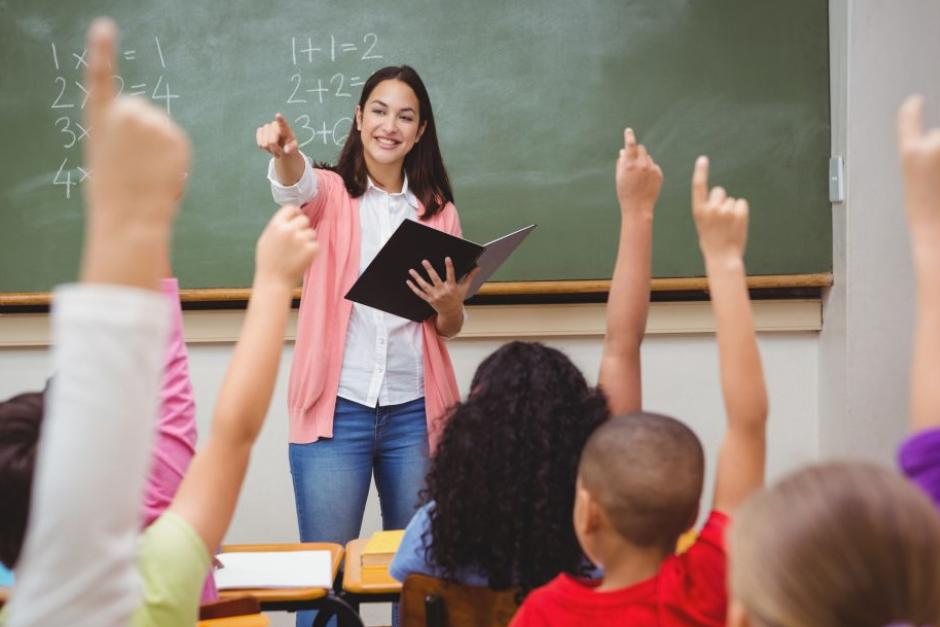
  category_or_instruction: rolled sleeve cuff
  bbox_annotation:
[267,151,317,206]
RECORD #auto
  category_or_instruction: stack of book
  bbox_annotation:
[361,529,405,585]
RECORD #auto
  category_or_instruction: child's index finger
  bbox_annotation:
[624,127,638,160]
[692,156,710,208]
[85,18,118,130]
[898,94,926,147]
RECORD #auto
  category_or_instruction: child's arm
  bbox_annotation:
[7,17,189,627]
[895,96,940,505]
[898,96,940,434]
[168,205,318,553]
[691,157,768,515]
[141,277,198,528]
[598,128,662,414]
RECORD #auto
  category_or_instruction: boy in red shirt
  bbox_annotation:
[511,154,769,626]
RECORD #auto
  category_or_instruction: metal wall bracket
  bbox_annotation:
[829,156,845,203]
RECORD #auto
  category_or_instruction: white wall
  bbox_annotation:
[820,0,940,464]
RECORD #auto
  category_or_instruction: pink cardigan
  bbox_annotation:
[288,169,461,449]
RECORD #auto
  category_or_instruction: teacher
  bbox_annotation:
[256,64,473,613]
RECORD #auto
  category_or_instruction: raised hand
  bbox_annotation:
[898,96,940,436]
[898,95,940,236]
[80,18,190,289]
[255,205,319,287]
[597,127,659,415]
[691,156,749,262]
[256,113,299,159]
[615,128,663,216]
[84,18,190,231]
[692,155,767,516]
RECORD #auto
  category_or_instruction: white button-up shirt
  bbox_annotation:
[269,153,424,408]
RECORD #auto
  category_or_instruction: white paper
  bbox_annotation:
[214,550,333,589]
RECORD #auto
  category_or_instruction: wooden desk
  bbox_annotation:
[342,538,401,605]
[218,543,343,612]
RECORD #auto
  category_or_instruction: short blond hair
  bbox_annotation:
[730,462,940,627]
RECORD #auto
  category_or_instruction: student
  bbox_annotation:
[257,67,473,626]
[896,94,940,506]
[4,17,191,626]
[389,129,661,598]
[727,462,940,627]
[509,156,768,626]
[131,203,317,626]
[0,275,216,601]
[4,19,319,627]
[720,95,940,627]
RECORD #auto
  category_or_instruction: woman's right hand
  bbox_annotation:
[256,113,299,159]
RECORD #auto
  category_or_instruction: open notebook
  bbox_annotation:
[214,551,333,589]
[345,221,536,322]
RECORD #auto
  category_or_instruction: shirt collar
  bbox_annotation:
[366,173,420,210]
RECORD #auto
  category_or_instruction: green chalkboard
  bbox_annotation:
[0,0,830,293]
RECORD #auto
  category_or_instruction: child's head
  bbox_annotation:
[729,462,940,627]
[574,412,705,564]
[328,64,453,218]
[425,341,609,595]
[0,391,44,569]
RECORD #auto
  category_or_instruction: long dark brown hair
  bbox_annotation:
[317,65,453,219]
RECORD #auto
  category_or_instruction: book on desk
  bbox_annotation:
[361,529,405,584]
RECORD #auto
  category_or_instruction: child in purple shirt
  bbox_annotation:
[896,95,940,509]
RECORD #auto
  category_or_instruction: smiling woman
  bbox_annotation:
[255,65,468,627]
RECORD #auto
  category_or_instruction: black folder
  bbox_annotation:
[345,221,536,322]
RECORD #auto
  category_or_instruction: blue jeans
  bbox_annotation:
[289,396,429,627]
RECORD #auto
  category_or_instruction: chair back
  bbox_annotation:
[400,574,519,627]
[199,595,261,620]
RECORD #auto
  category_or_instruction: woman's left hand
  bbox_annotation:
[407,257,480,316]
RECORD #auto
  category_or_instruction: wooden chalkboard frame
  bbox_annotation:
[0,273,832,309]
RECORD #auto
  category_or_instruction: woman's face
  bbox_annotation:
[355,79,426,171]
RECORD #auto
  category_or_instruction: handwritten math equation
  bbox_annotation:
[48,36,180,199]
[284,33,385,149]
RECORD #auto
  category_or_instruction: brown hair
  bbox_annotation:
[0,391,45,568]
[578,412,705,553]
[317,65,453,220]
[730,462,940,627]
